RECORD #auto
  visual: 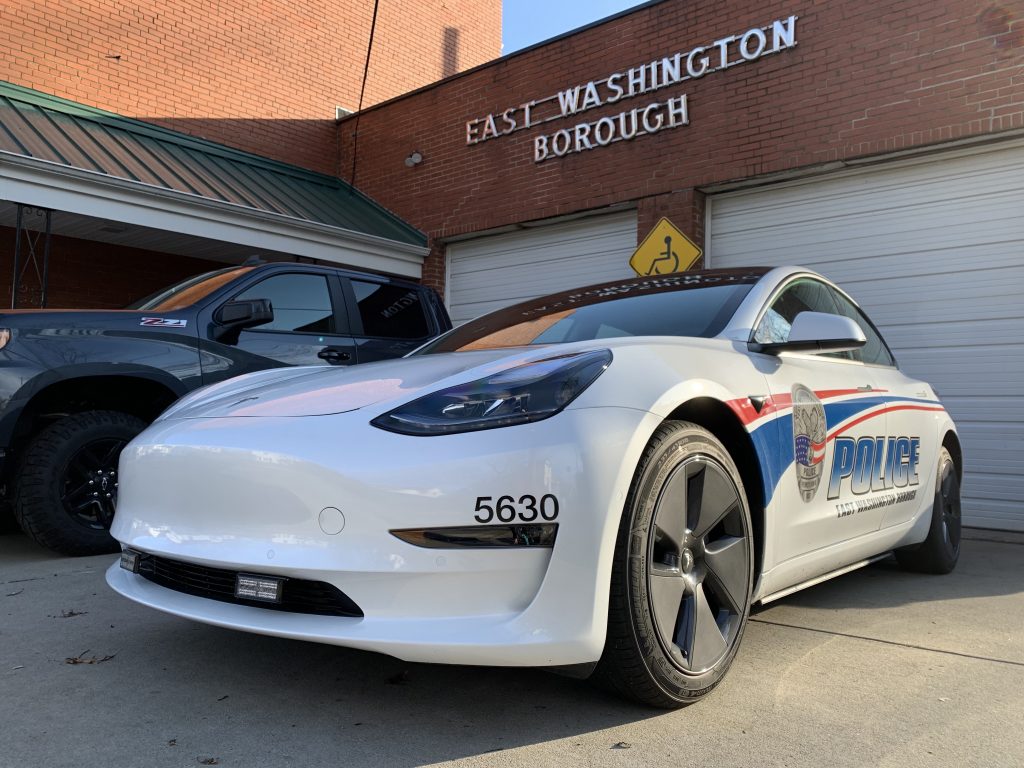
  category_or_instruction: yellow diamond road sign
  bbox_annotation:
[629,217,702,276]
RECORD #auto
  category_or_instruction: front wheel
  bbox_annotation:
[594,422,754,708]
[896,446,961,574]
[14,410,146,556]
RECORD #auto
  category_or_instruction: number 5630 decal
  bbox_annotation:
[474,495,560,523]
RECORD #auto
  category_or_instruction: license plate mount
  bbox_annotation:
[235,573,285,603]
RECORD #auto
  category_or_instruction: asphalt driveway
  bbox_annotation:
[1,530,1022,768]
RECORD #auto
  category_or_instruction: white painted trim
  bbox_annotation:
[443,245,453,312]
[438,202,638,244]
[0,152,428,278]
[703,195,714,266]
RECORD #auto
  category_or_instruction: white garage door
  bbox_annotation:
[708,141,1024,531]
[446,211,638,325]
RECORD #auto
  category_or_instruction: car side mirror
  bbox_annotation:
[211,298,273,344]
[748,311,867,355]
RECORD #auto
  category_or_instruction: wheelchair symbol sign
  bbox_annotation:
[629,218,702,276]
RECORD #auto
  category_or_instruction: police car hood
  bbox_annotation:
[158,347,568,419]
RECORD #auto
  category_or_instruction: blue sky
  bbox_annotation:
[503,0,649,54]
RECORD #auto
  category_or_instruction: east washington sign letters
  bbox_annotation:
[465,15,799,163]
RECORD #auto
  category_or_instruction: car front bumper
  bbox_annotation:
[107,405,659,666]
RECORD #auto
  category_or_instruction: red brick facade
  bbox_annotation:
[337,0,1024,294]
[0,227,223,309]
[2,0,501,173]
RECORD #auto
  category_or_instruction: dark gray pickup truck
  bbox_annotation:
[0,262,451,555]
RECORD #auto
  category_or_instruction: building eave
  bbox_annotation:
[0,151,428,278]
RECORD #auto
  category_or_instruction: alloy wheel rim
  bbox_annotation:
[60,438,126,530]
[939,459,961,554]
[645,455,750,675]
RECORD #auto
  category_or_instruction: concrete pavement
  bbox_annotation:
[1,530,1022,768]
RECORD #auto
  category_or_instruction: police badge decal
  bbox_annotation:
[792,384,827,502]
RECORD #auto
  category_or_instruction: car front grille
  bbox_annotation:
[136,554,363,618]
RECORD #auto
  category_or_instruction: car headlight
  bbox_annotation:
[371,349,612,436]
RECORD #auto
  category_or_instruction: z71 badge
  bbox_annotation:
[140,317,187,328]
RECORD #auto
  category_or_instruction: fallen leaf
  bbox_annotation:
[217,695,229,702]
[612,742,632,749]
[59,609,88,618]
[198,759,220,765]
[168,739,177,747]
[65,650,116,665]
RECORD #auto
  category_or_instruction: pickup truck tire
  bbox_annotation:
[14,410,146,556]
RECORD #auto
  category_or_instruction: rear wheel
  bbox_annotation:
[896,446,961,574]
[594,422,754,708]
[14,410,146,556]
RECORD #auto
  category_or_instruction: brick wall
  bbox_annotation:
[1,0,501,173]
[0,228,224,309]
[337,0,1024,293]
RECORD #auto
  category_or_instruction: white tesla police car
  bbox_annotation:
[107,267,961,707]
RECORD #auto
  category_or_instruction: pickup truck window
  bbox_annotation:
[235,273,336,334]
[128,267,254,311]
[351,279,430,339]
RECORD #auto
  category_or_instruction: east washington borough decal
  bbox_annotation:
[792,383,827,502]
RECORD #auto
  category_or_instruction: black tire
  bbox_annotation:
[14,410,146,556]
[593,421,754,708]
[895,446,961,574]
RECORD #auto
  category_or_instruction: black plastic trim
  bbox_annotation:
[390,524,558,549]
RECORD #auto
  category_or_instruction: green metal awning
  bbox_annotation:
[0,81,426,261]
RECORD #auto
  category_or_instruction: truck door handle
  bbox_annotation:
[318,347,352,364]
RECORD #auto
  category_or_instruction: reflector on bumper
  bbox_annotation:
[390,523,558,548]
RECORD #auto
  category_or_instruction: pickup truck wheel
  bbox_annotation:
[14,410,146,556]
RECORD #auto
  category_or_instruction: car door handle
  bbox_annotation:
[856,385,874,392]
[318,347,352,364]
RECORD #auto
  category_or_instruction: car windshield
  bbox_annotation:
[126,267,255,311]
[416,271,763,354]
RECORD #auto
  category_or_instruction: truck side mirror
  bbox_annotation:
[211,298,273,344]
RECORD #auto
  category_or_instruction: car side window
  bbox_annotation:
[350,280,430,339]
[827,288,896,367]
[234,273,336,334]
[753,278,840,345]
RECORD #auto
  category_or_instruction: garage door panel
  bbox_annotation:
[450,242,634,291]
[774,244,1023,289]
[939,396,1016,421]
[843,265,1024,310]
[713,152,1024,233]
[885,323,1021,350]
[888,350,1023,405]
[451,229,635,274]
[709,142,1024,530]
[448,256,633,317]
[447,211,637,325]
[713,207,1021,272]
